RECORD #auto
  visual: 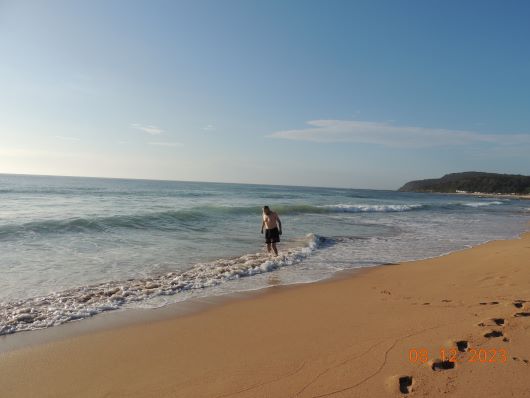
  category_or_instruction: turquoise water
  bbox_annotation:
[1,174,529,334]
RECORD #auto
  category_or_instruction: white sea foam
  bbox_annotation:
[320,204,424,212]
[463,201,504,208]
[0,234,325,335]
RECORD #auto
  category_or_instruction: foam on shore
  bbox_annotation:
[0,234,326,335]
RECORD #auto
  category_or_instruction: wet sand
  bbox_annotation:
[1,232,529,397]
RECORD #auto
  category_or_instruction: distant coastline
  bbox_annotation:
[399,171,530,199]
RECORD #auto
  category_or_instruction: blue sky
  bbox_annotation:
[1,0,529,189]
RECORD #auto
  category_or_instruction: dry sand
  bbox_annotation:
[1,232,530,397]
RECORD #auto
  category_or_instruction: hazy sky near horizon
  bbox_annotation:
[1,0,530,189]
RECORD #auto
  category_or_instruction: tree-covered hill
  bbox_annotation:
[398,172,530,194]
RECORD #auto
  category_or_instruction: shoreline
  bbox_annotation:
[1,230,530,397]
[1,230,524,353]
[0,266,371,354]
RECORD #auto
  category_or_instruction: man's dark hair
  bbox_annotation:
[263,205,270,210]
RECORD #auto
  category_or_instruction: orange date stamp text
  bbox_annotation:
[408,348,507,364]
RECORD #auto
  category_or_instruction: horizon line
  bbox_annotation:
[0,171,400,192]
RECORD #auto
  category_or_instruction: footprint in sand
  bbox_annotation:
[478,318,504,327]
[503,310,530,361]
[514,312,530,317]
[456,340,468,352]
[431,360,455,371]
[484,330,503,338]
[398,376,413,394]
[479,301,499,305]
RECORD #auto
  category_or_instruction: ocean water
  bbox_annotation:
[1,174,529,335]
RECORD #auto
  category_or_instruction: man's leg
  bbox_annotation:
[271,242,278,256]
[266,243,272,253]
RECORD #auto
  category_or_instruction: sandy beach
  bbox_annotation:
[1,232,529,397]
[4,1,530,396]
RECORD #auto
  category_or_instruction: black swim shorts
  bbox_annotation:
[265,227,280,244]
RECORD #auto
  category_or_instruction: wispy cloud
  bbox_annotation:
[148,142,183,147]
[202,124,216,131]
[131,123,164,135]
[269,120,530,148]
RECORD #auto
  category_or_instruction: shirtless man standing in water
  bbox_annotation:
[261,205,282,256]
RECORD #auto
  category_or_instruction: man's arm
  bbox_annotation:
[261,220,265,233]
[277,214,282,233]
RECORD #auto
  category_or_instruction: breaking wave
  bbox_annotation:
[0,201,506,239]
[0,234,328,335]
[462,201,505,208]
[320,204,424,212]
